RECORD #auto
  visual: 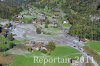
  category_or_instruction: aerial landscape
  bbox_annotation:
[0,0,100,66]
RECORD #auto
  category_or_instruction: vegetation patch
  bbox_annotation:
[0,36,15,52]
[40,24,62,35]
[62,24,71,28]
[22,15,33,23]
[86,41,100,52]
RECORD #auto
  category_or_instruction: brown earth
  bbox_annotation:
[0,53,13,66]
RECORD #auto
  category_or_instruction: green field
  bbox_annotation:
[86,41,100,52]
[10,45,81,66]
[22,15,33,23]
[40,24,62,34]
[62,24,71,28]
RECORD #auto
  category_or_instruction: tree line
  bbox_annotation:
[0,0,34,19]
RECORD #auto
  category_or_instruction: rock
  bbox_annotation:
[11,24,36,39]
[90,15,100,21]
[0,20,9,27]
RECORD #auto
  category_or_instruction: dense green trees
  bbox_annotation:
[0,23,15,52]
[47,41,56,54]
[0,2,23,19]
[45,17,49,28]
[36,28,42,34]
[7,33,14,41]
[0,0,34,19]
[0,36,15,52]
[0,0,35,19]
[61,0,100,40]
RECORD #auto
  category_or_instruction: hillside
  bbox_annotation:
[0,0,33,19]
[31,0,100,40]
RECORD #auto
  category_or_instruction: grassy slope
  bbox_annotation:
[51,45,81,56]
[10,46,81,66]
[86,41,100,52]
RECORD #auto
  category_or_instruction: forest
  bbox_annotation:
[0,0,33,19]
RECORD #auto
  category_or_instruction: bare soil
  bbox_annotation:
[0,53,13,66]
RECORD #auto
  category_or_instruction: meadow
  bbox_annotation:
[10,45,81,66]
[86,41,100,53]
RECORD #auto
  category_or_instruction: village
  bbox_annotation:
[0,0,100,66]
[0,10,83,66]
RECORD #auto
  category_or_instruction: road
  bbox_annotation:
[62,29,99,66]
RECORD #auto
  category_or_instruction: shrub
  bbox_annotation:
[22,15,33,23]
[45,23,48,28]
[0,36,15,52]
[9,43,16,48]
[41,49,47,54]
[36,28,41,34]
[47,41,56,54]
[7,33,14,41]
[27,47,32,52]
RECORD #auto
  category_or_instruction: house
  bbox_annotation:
[63,20,69,24]
[25,41,47,51]
[32,41,47,51]
[79,38,87,42]
[25,41,35,46]
[32,43,43,50]
[90,15,100,21]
